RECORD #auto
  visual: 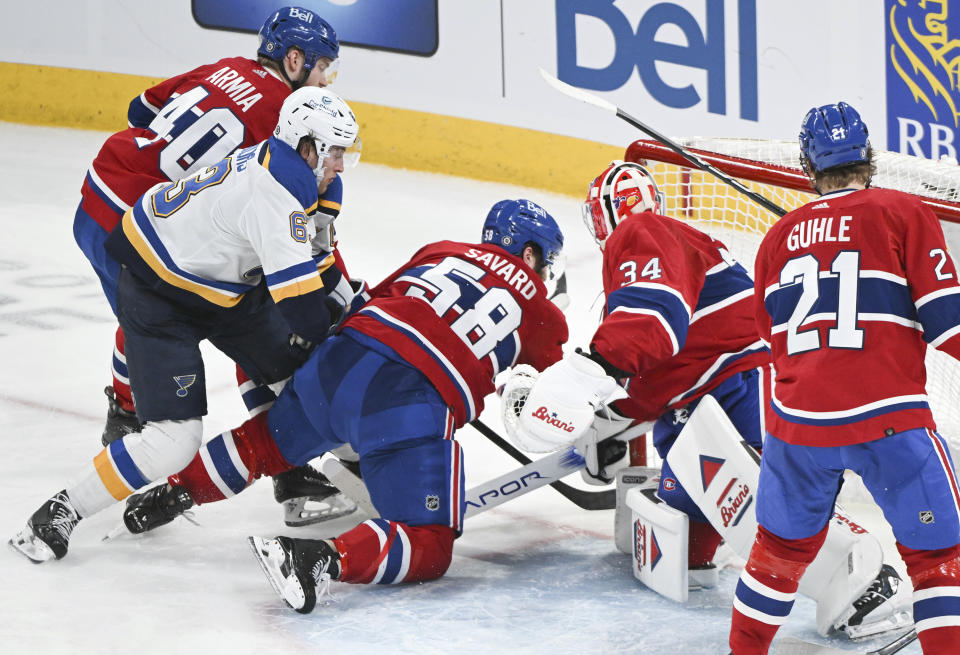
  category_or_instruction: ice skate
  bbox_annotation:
[834,564,914,641]
[273,464,357,526]
[123,483,195,534]
[102,385,141,446]
[9,490,81,563]
[248,535,340,613]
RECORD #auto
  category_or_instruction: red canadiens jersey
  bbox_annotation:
[80,57,291,232]
[341,241,569,426]
[755,188,960,446]
[591,212,768,421]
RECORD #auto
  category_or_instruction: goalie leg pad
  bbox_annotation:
[614,467,660,554]
[624,484,690,603]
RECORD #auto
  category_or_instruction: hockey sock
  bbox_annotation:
[169,414,293,504]
[235,365,276,418]
[689,518,723,568]
[729,524,827,655]
[897,543,960,653]
[111,326,135,412]
[334,519,455,585]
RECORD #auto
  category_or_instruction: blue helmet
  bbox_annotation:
[258,6,339,71]
[799,102,870,173]
[482,199,564,278]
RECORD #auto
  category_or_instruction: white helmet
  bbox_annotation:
[274,87,361,180]
[582,160,663,249]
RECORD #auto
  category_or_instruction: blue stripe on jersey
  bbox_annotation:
[205,435,248,495]
[671,343,769,405]
[766,276,915,326]
[264,260,319,289]
[607,285,689,347]
[108,440,149,489]
[772,398,930,427]
[346,316,475,420]
[694,265,754,314]
[265,137,319,212]
[735,578,794,618]
[917,293,960,343]
[131,202,254,295]
[127,95,157,128]
[913,593,960,623]
[85,172,128,216]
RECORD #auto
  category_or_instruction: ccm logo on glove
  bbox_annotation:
[529,406,577,433]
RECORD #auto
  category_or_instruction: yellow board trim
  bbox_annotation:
[121,209,245,307]
[0,62,622,198]
[93,449,134,501]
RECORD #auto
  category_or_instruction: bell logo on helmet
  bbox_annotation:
[289,7,314,23]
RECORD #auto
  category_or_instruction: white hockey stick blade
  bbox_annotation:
[320,458,377,518]
[538,67,618,114]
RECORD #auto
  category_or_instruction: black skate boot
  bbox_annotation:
[273,465,357,526]
[102,386,141,446]
[835,564,913,639]
[248,535,341,613]
[9,490,81,563]
[123,484,195,534]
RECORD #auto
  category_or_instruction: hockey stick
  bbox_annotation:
[468,419,616,511]
[537,67,788,218]
[323,441,605,519]
[773,629,917,655]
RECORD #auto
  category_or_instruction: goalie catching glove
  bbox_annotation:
[501,353,626,453]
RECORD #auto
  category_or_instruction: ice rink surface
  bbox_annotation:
[0,122,920,654]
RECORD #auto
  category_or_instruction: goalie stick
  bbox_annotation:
[537,67,787,218]
[468,419,616,511]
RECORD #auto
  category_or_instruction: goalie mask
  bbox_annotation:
[481,199,565,281]
[582,161,663,249]
[274,87,361,184]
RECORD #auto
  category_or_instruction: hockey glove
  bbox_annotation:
[516,353,627,452]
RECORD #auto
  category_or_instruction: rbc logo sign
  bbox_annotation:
[556,0,759,120]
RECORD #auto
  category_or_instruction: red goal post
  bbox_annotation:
[622,137,960,467]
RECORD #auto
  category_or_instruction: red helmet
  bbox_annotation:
[582,161,663,248]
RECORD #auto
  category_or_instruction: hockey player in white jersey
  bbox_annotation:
[9,86,360,563]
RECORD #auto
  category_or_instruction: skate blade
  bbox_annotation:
[247,536,308,612]
[282,495,358,527]
[844,611,914,641]
[8,528,56,564]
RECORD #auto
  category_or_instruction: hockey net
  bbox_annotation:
[625,138,960,473]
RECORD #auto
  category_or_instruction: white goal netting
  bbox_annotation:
[627,138,960,468]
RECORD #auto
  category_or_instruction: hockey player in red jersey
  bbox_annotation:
[8,87,359,564]
[728,103,960,654]
[515,160,768,574]
[72,6,343,444]
[102,199,567,610]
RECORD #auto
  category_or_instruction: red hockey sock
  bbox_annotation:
[169,414,292,504]
[898,543,960,653]
[688,519,723,568]
[111,326,135,412]
[334,519,455,584]
[729,524,827,655]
